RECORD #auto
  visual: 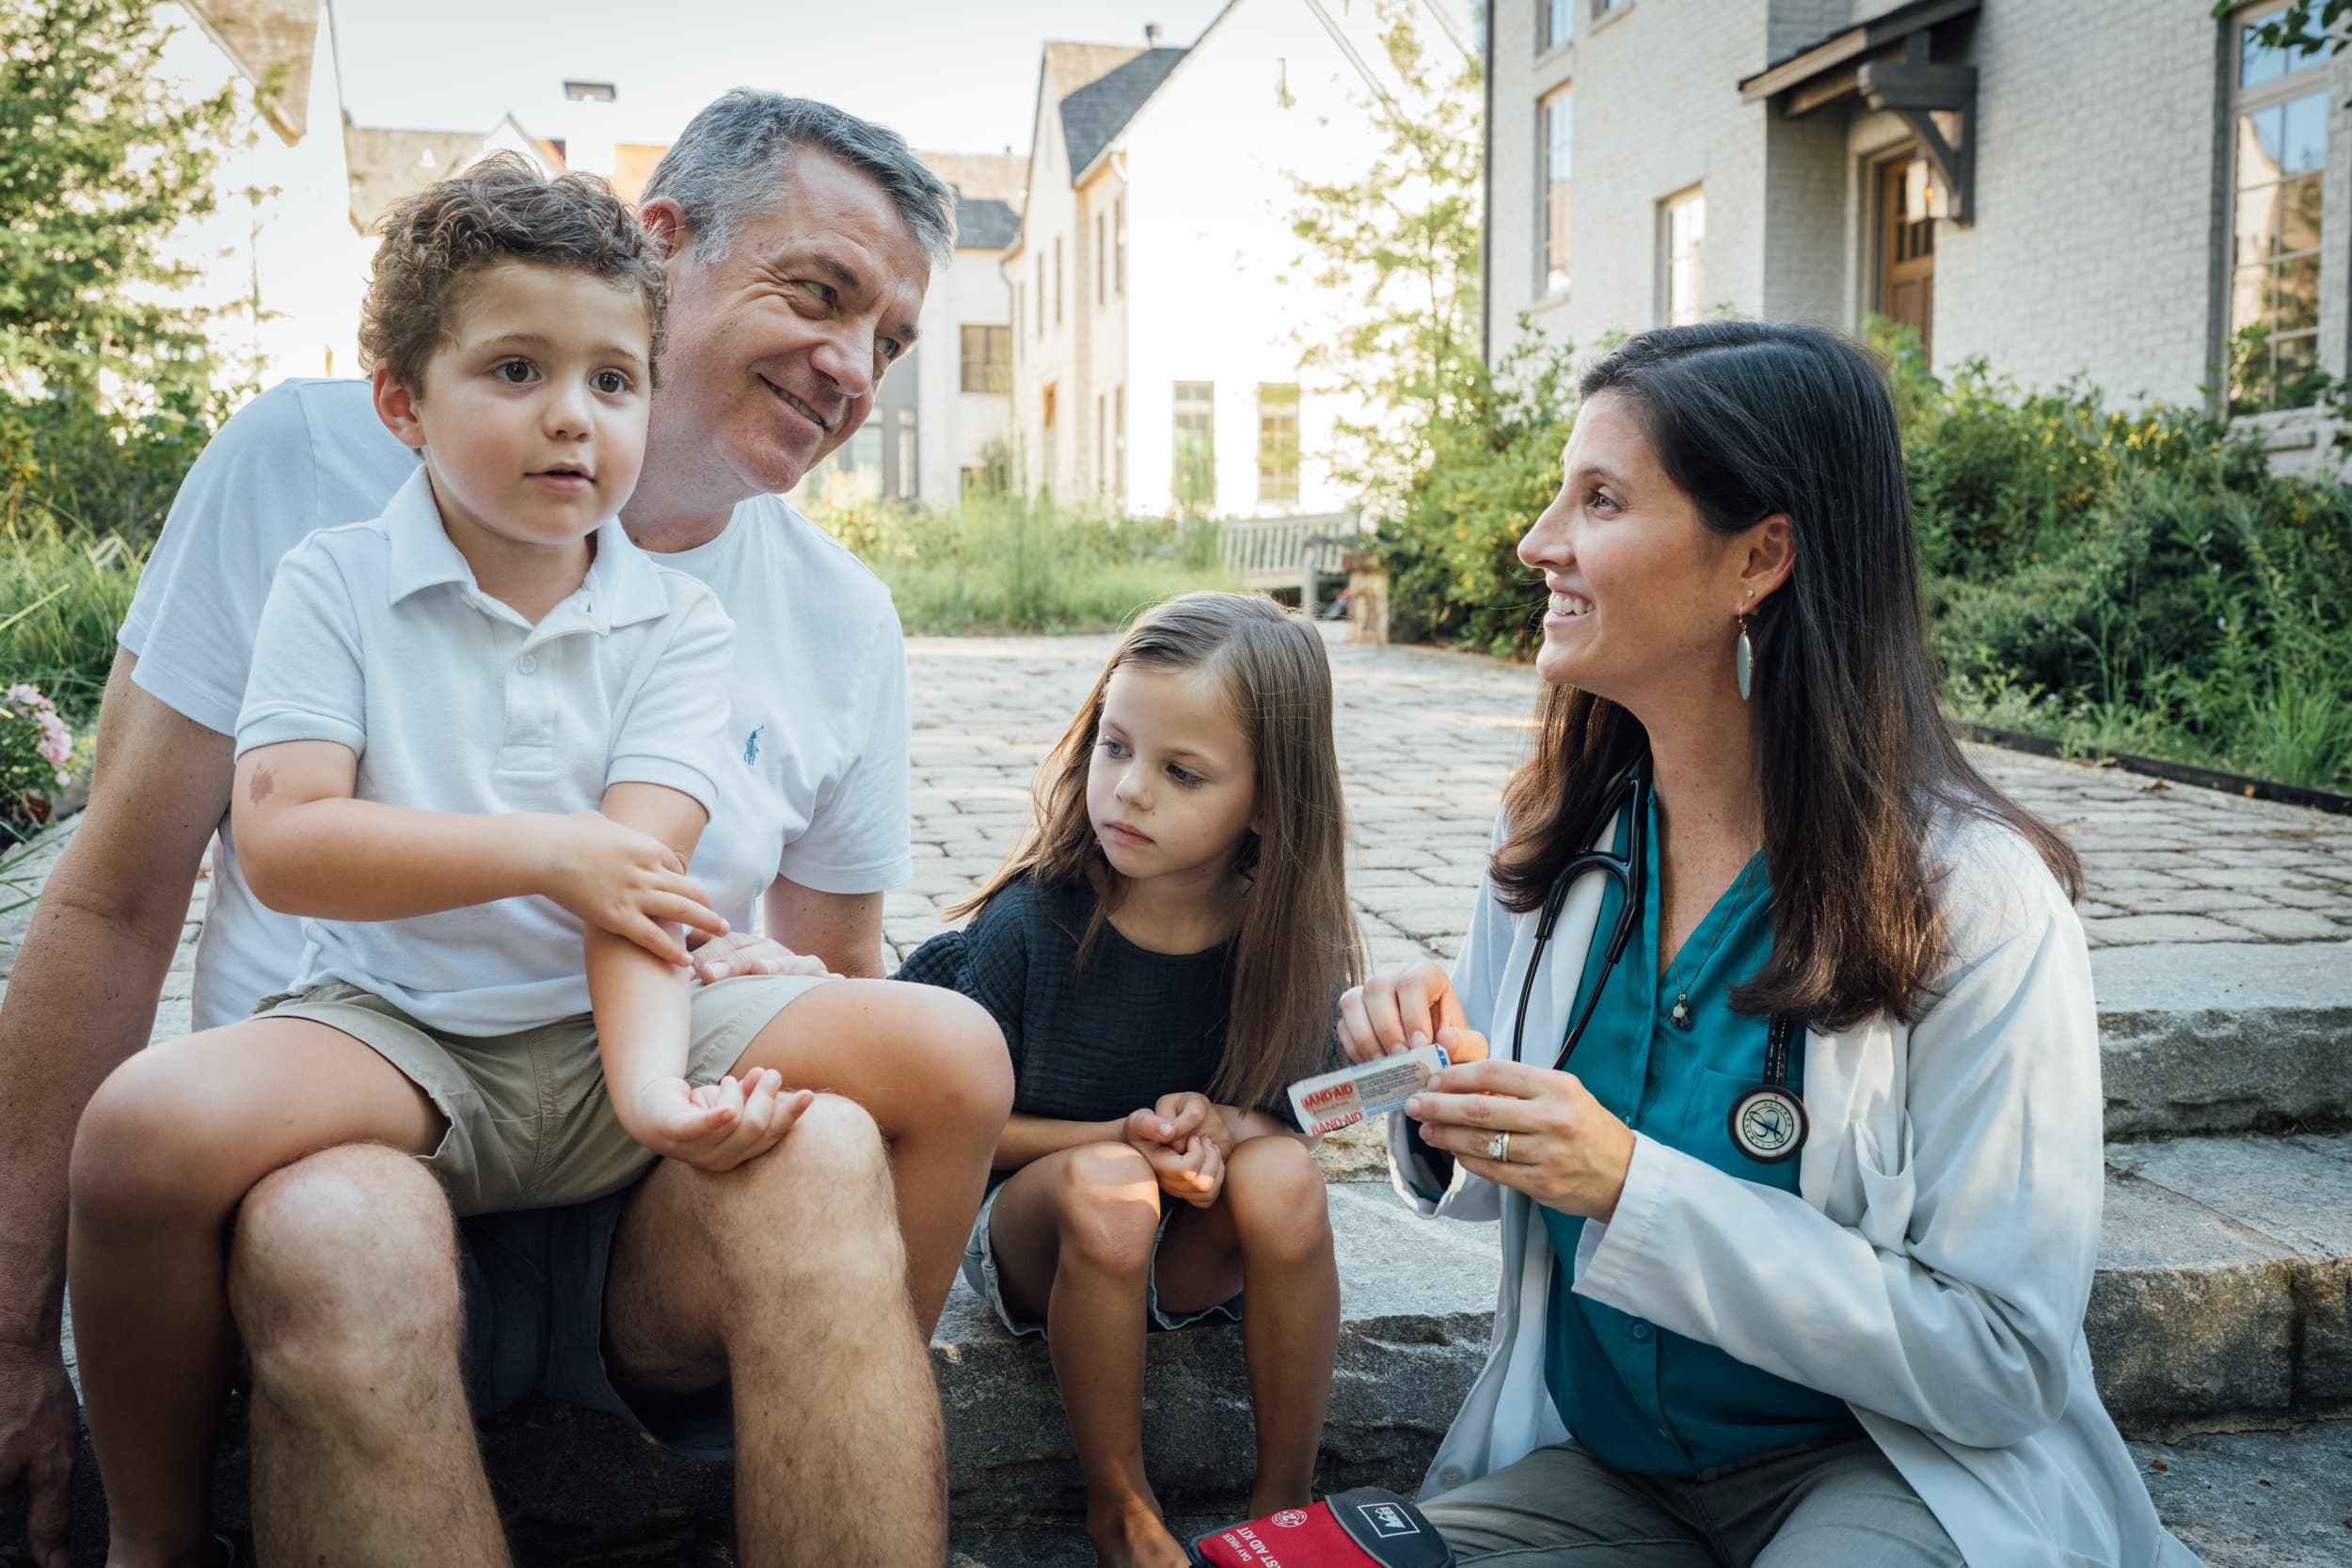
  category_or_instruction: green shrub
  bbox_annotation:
[813,492,1237,635]
[0,524,143,722]
[1380,319,2352,790]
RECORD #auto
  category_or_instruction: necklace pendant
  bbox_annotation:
[1670,994,1692,1030]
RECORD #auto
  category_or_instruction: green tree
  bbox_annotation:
[0,0,243,540]
[2213,1,2352,56]
[1286,0,1484,513]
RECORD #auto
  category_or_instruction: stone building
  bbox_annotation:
[1484,0,2352,436]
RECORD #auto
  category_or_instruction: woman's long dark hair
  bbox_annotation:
[1493,322,2080,1030]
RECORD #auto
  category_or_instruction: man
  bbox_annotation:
[0,92,1010,1568]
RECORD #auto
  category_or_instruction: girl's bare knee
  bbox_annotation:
[70,1049,215,1222]
[1055,1145,1161,1276]
[1226,1139,1332,1262]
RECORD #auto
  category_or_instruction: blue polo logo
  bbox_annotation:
[743,724,765,767]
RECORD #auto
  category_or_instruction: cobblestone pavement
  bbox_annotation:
[888,628,2352,971]
[7,626,2346,1053]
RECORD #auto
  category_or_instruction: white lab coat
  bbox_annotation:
[1389,808,2200,1568]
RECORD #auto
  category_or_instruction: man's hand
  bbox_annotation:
[685,928,835,985]
[1136,1133,1226,1209]
[533,811,728,965]
[0,1338,79,1568]
[625,1071,813,1172]
[1127,1093,1234,1159]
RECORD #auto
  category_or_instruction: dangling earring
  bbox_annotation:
[1736,606,1755,703]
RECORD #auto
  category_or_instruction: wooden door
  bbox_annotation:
[1879,151,1935,357]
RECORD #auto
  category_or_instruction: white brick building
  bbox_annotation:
[1485,0,2352,431]
[1003,2,1470,517]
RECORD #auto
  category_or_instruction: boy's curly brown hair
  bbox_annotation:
[358,151,669,392]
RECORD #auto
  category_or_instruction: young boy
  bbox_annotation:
[66,154,826,1564]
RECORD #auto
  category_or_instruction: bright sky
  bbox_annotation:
[334,0,1249,160]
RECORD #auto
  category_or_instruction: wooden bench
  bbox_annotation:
[1213,510,1367,615]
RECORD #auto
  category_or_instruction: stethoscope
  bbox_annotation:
[1504,755,1808,1164]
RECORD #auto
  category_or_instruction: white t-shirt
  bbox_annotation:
[236,466,734,1034]
[122,378,914,1034]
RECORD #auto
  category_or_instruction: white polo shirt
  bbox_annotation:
[123,378,914,1034]
[233,467,733,1035]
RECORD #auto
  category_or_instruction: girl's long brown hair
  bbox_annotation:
[1495,324,2081,1031]
[953,593,1364,1110]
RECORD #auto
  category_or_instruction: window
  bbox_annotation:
[1661,187,1706,325]
[1097,212,1107,305]
[1034,255,1044,339]
[1115,197,1126,296]
[2229,8,2329,411]
[1172,382,1215,514]
[1541,87,1573,295]
[961,325,1010,392]
[1256,384,1300,510]
[1114,384,1127,502]
[1541,0,1570,50]
[895,408,916,499]
[1055,235,1064,325]
[1595,0,1629,15]
[1096,392,1107,492]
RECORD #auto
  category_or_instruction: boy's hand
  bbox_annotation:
[1137,1132,1226,1209]
[535,811,728,965]
[626,1070,813,1171]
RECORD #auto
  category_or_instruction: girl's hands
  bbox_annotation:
[1131,1092,1234,1158]
[533,811,729,966]
[1338,959,1489,1066]
[1404,1058,1634,1220]
[1136,1132,1226,1208]
[626,1071,815,1172]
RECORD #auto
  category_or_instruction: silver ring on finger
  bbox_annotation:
[1486,1130,1511,1164]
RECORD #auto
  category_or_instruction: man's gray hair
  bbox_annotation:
[642,90,956,266]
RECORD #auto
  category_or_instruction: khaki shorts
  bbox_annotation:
[255,973,831,1216]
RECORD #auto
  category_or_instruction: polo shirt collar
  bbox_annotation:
[379,466,674,631]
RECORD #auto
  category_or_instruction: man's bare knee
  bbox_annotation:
[230,1143,460,1393]
[700,1095,900,1293]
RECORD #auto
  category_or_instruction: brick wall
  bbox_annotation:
[1485,0,2352,415]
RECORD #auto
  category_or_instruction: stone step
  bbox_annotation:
[13,1136,2348,1561]
[945,1419,2352,1568]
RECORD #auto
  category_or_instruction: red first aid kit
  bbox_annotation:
[1189,1488,1455,1568]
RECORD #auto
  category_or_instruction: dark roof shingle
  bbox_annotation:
[955,196,1021,250]
[1058,47,1187,180]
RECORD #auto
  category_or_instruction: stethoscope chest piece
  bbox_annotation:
[1728,1085,1807,1164]
[1727,1013,1808,1164]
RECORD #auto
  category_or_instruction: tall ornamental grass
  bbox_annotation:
[815,493,1237,636]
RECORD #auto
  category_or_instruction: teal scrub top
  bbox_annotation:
[1539,791,1861,1476]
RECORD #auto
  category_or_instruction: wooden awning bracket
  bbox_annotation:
[1858,33,1976,224]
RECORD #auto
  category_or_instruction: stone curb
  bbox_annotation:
[15,1142,2347,1560]
[2094,942,2352,1138]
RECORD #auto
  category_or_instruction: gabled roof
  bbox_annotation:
[1058,48,1188,181]
[342,115,561,233]
[954,197,1020,250]
[183,0,320,144]
[921,150,1028,210]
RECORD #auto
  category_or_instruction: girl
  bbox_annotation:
[898,592,1364,1568]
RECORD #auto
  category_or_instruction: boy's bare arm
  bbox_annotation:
[234,741,724,961]
[592,782,809,1170]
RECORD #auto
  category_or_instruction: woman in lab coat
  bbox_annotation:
[1338,323,2197,1567]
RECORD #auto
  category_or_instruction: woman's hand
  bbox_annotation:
[1405,1058,1634,1220]
[1338,959,1489,1065]
[532,811,728,965]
